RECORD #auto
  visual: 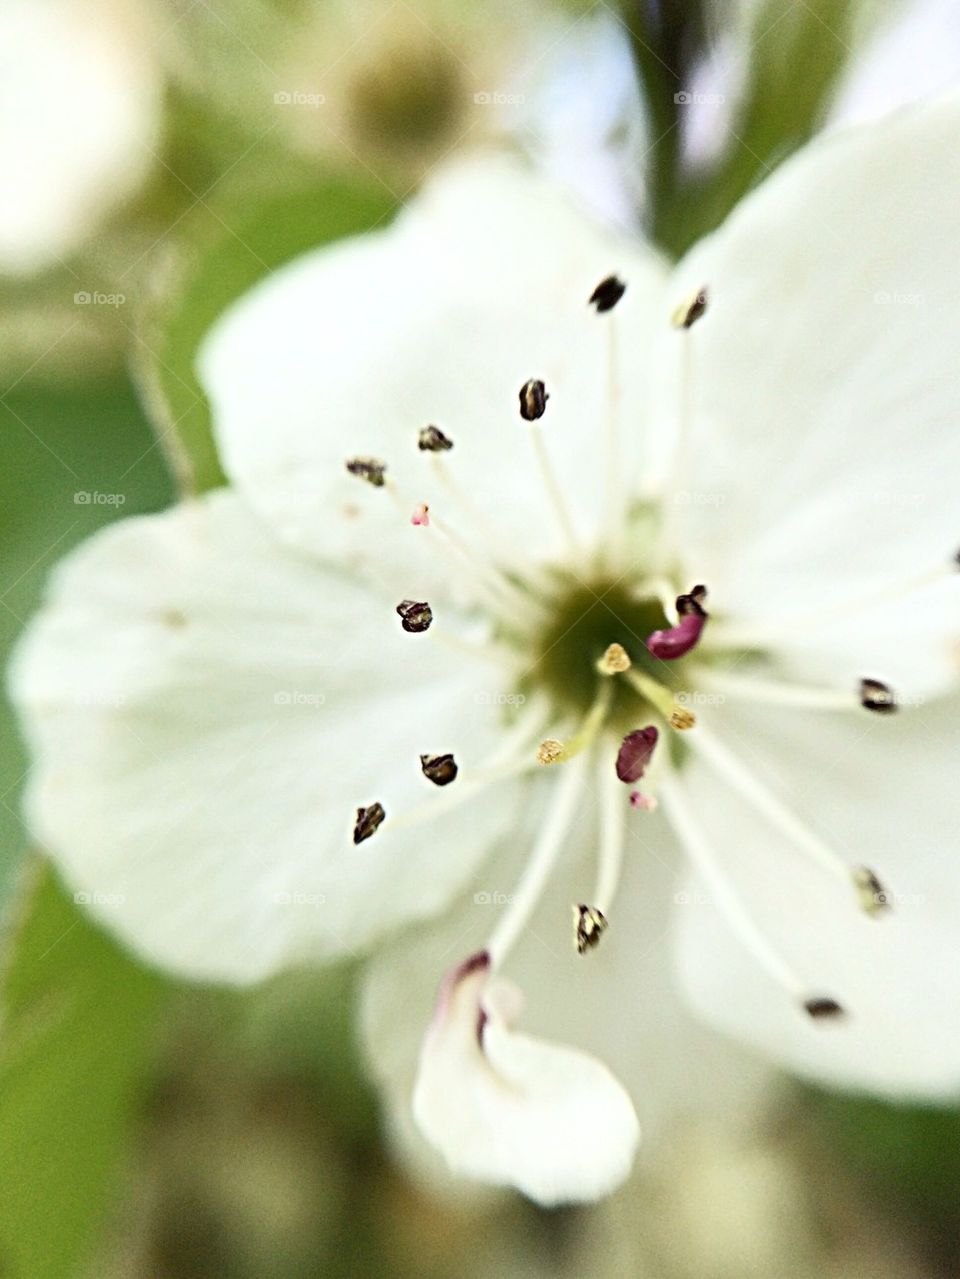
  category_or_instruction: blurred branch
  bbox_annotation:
[623,0,860,258]
[619,0,710,239]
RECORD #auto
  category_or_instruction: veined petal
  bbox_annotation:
[198,152,668,580]
[673,697,960,1097]
[664,95,960,695]
[9,492,524,982]
[412,951,640,1206]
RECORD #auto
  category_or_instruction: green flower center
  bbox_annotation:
[524,576,682,732]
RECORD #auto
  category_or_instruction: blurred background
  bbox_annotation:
[2,0,960,1275]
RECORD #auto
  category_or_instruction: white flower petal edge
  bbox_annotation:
[9,491,523,981]
[362,788,775,1200]
[412,951,640,1206]
[0,0,161,275]
[198,151,669,583]
[670,696,960,1097]
[661,94,960,699]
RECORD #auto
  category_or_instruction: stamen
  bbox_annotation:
[396,599,434,633]
[596,642,632,675]
[689,667,861,711]
[615,726,658,783]
[804,998,846,1021]
[573,904,608,954]
[353,802,386,844]
[389,477,542,623]
[517,379,585,563]
[536,680,613,765]
[387,707,551,834]
[420,753,458,786]
[694,668,905,717]
[588,275,627,313]
[624,667,696,730]
[671,286,709,330]
[596,289,627,572]
[646,585,708,660]
[411,502,430,527]
[661,774,844,1018]
[519,378,549,421]
[593,751,627,915]
[860,678,897,714]
[646,288,707,525]
[486,752,588,968]
[690,724,890,918]
[425,453,555,601]
[345,456,387,487]
[853,866,891,917]
[418,424,454,452]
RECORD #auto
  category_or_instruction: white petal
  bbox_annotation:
[361,792,774,1195]
[673,697,960,1097]
[9,492,525,982]
[831,0,960,128]
[198,152,668,579]
[664,96,960,695]
[412,952,639,1206]
[0,0,160,275]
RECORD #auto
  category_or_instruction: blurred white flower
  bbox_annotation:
[11,98,960,1204]
[0,0,161,276]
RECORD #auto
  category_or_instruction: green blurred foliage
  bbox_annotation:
[0,865,170,1279]
[624,0,861,257]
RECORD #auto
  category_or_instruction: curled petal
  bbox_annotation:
[412,953,640,1205]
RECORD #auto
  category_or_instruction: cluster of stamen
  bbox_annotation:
[338,271,958,1034]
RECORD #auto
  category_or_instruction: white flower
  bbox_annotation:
[11,97,960,1205]
[0,0,161,275]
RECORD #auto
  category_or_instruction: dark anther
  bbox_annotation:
[804,997,846,1021]
[354,802,386,844]
[396,599,433,633]
[420,753,458,786]
[675,288,709,329]
[519,378,549,421]
[616,726,659,784]
[418,425,454,452]
[574,904,608,955]
[854,865,891,916]
[589,275,627,313]
[346,456,387,487]
[675,584,709,618]
[860,678,897,714]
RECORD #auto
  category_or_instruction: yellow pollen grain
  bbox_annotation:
[669,706,696,730]
[537,739,565,765]
[598,643,631,675]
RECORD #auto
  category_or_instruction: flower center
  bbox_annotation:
[525,576,676,730]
